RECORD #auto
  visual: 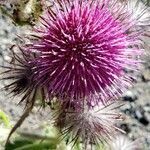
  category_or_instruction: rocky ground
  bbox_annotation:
[0,12,149,150]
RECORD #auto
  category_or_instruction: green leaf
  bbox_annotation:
[5,138,34,150]
[5,138,57,150]
[0,110,10,127]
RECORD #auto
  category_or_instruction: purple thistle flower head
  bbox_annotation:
[27,0,144,106]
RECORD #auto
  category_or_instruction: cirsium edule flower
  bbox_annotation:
[25,0,144,107]
[55,101,125,148]
[0,46,46,144]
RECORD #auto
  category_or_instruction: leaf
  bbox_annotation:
[0,109,10,127]
[5,138,56,150]
[5,138,34,150]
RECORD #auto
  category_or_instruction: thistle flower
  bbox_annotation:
[25,0,144,106]
[0,46,46,144]
[107,134,143,150]
[55,101,124,147]
[1,46,45,106]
